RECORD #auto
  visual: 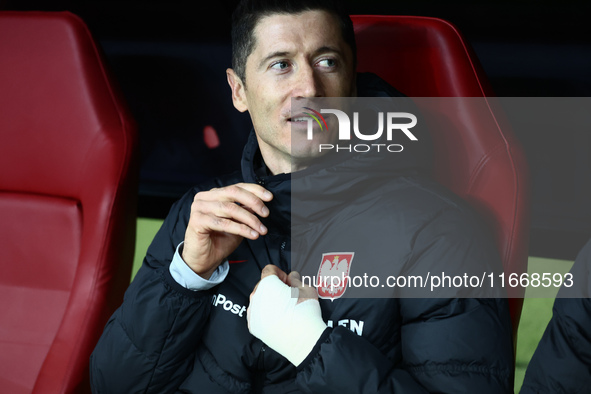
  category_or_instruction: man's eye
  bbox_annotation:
[317,58,336,68]
[271,61,290,70]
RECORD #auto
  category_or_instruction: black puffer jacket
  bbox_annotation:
[520,239,591,394]
[90,74,514,393]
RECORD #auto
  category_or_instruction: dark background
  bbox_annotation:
[2,0,590,260]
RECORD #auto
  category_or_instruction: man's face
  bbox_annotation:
[227,10,356,174]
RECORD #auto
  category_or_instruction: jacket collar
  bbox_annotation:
[241,131,291,236]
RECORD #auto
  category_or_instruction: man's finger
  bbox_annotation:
[261,264,287,282]
[200,183,273,202]
[194,211,263,240]
[195,184,272,219]
[287,271,302,288]
[233,183,274,202]
[205,201,268,236]
[288,271,318,302]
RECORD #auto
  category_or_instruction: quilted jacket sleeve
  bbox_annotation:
[90,190,213,394]
[520,297,591,393]
[296,207,515,393]
[520,239,591,394]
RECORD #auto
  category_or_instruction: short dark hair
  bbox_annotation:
[231,0,357,84]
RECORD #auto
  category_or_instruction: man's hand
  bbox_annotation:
[182,183,273,279]
[247,265,327,366]
[252,264,318,302]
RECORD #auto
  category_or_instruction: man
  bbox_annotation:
[90,1,514,392]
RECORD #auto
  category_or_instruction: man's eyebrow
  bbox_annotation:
[313,46,344,57]
[258,51,291,69]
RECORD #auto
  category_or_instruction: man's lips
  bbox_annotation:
[287,113,307,122]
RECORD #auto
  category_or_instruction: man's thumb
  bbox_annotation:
[288,271,318,302]
[287,271,302,288]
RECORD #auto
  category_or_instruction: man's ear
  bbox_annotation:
[226,68,248,112]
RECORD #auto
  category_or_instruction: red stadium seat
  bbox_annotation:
[0,11,137,393]
[352,15,530,344]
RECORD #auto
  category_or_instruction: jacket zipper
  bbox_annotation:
[280,240,288,272]
[252,344,266,391]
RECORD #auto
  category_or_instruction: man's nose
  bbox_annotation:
[294,64,324,98]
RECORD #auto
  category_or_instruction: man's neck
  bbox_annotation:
[263,160,299,176]
[257,146,295,175]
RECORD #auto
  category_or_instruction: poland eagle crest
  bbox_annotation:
[316,252,354,300]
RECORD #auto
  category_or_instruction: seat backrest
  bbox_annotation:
[352,15,530,341]
[0,11,137,393]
